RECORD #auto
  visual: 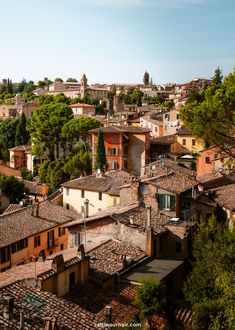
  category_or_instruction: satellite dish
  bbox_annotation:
[140,184,148,197]
[97,168,101,175]
[19,201,24,206]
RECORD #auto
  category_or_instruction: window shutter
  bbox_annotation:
[156,193,164,210]
[170,195,176,211]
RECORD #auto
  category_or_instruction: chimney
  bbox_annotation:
[52,254,65,273]
[77,244,85,260]
[130,177,140,203]
[146,205,152,229]
[19,310,24,329]
[104,306,112,324]
[3,296,14,320]
[35,201,39,217]
[43,316,57,330]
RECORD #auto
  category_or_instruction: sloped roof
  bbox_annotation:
[0,201,79,248]
[62,171,131,196]
[89,125,150,134]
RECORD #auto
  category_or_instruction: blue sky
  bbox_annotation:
[0,0,234,84]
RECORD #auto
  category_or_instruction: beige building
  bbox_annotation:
[62,171,131,216]
[163,109,182,136]
[70,103,96,116]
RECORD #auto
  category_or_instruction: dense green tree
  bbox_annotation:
[27,102,73,161]
[66,78,78,82]
[20,167,33,181]
[0,174,26,203]
[54,93,70,104]
[212,66,223,86]
[62,116,101,151]
[181,70,235,157]
[184,217,235,329]
[15,113,29,146]
[95,129,106,170]
[38,94,54,105]
[17,79,27,93]
[0,118,19,161]
[63,146,92,179]
[54,77,63,82]
[134,277,167,318]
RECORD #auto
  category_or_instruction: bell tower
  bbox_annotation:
[80,73,88,98]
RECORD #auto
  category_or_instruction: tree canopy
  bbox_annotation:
[0,118,19,161]
[181,70,235,157]
[95,129,106,171]
[0,174,26,203]
[27,102,73,160]
[184,217,235,329]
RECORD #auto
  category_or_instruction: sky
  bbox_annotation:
[0,0,234,84]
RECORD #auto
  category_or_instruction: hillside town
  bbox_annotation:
[0,69,234,330]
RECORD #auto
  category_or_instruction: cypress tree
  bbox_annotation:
[15,113,29,146]
[95,129,106,171]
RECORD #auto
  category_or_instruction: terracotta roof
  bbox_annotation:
[8,145,32,152]
[3,204,25,214]
[0,201,79,248]
[0,250,83,288]
[147,159,194,177]
[144,172,198,194]
[70,103,96,108]
[0,281,139,329]
[62,172,131,196]
[89,125,151,134]
[88,239,147,281]
[211,183,235,210]
[151,134,176,145]
[111,204,170,234]
[176,126,192,136]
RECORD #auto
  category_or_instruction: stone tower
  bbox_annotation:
[80,73,88,99]
[143,71,150,85]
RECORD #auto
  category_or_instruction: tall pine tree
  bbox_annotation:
[95,129,106,171]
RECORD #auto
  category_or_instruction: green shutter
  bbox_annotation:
[170,195,176,211]
[156,193,164,210]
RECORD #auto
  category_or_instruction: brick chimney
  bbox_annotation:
[3,296,14,320]
[130,177,140,203]
[77,244,85,261]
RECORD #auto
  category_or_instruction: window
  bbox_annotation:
[49,250,53,255]
[81,190,85,198]
[99,192,102,201]
[182,139,186,146]
[113,197,117,205]
[192,139,196,146]
[112,161,119,170]
[175,242,182,253]
[111,148,119,155]
[66,188,69,196]
[60,244,64,251]
[176,114,180,120]
[66,203,70,210]
[205,157,210,164]
[11,239,28,254]
[0,246,10,264]
[34,235,41,248]
[74,232,81,247]
[47,230,54,249]
[58,227,65,237]
[156,194,176,211]
[155,127,158,133]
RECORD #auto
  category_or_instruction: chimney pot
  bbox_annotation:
[3,296,14,320]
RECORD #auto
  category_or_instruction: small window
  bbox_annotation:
[155,127,158,132]
[99,192,102,201]
[111,148,117,155]
[176,114,180,120]
[81,190,85,198]
[58,227,65,237]
[66,188,69,196]
[175,242,182,253]
[113,197,117,205]
[205,157,210,164]
[192,139,195,146]
[182,139,186,146]
[34,235,41,248]
[66,203,70,210]
[49,250,53,255]
[60,244,64,251]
